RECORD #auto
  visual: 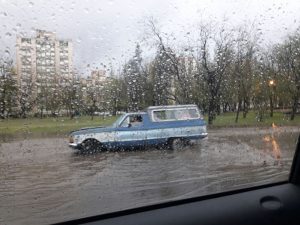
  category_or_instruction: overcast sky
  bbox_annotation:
[0,0,300,75]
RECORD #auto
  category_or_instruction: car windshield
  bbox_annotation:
[111,114,126,128]
[0,0,300,224]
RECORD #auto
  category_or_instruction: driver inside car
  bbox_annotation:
[129,115,143,127]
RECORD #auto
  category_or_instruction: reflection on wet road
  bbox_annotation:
[0,127,299,225]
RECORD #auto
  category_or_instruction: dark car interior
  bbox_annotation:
[55,135,300,225]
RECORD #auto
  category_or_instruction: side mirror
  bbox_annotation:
[128,123,132,128]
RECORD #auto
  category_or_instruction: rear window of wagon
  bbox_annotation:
[151,108,201,122]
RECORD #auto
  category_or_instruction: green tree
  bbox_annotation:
[0,60,18,118]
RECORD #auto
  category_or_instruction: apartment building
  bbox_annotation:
[16,30,73,89]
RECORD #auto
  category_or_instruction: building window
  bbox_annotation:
[21,38,31,44]
[59,41,68,47]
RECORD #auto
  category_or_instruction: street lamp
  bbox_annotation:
[269,79,275,86]
[268,79,276,117]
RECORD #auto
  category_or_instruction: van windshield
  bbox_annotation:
[111,114,126,127]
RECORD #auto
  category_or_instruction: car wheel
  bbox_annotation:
[81,139,102,153]
[170,138,186,150]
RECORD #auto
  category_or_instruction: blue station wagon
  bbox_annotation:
[68,105,207,151]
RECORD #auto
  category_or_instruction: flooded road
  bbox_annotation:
[0,127,299,225]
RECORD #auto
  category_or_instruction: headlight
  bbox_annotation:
[69,136,74,143]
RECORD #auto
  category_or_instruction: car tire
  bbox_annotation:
[170,138,186,150]
[81,139,102,153]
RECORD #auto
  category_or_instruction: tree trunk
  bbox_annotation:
[257,106,264,122]
[208,112,214,125]
[223,103,228,113]
[40,108,43,119]
[290,96,299,120]
[235,100,241,123]
[112,98,117,116]
[270,95,274,117]
[208,98,215,125]
[242,98,248,118]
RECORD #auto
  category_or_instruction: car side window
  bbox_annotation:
[120,115,143,128]
[130,115,143,127]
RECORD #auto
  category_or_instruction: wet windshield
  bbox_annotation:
[0,0,300,224]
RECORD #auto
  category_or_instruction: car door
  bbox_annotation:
[114,114,146,148]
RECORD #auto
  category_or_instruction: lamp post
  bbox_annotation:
[269,79,276,117]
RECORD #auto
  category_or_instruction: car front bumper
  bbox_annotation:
[69,143,80,149]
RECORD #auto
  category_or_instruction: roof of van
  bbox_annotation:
[125,112,147,115]
[147,104,198,110]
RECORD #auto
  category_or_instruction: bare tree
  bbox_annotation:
[275,30,300,120]
[231,25,257,122]
[146,18,194,105]
[194,22,233,124]
[123,44,148,111]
